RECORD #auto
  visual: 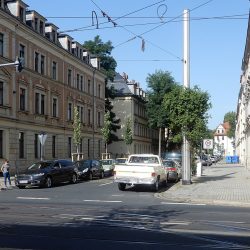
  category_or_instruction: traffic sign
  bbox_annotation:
[203,139,213,149]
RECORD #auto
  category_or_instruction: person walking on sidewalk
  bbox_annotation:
[1,159,11,188]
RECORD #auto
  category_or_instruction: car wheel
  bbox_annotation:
[152,178,159,192]
[18,186,25,189]
[89,172,93,180]
[100,171,104,179]
[118,183,126,191]
[71,173,77,184]
[175,174,179,183]
[44,176,52,188]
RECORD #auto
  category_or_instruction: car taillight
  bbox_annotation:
[151,172,156,177]
[167,167,177,171]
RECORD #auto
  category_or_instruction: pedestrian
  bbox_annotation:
[1,159,11,188]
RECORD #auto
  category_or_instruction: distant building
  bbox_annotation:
[107,73,161,158]
[214,122,234,156]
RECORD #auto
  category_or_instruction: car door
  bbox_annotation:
[60,160,73,182]
[50,162,62,184]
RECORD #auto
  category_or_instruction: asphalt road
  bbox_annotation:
[0,176,250,249]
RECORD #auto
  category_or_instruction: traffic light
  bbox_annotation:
[16,57,24,72]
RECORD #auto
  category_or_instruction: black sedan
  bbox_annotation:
[15,159,77,189]
[74,159,104,180]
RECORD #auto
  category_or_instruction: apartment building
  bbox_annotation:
[0,0,106,172]
[236,13,250,167]
[107,73,161,158]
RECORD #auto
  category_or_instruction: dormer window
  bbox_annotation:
[19,6,25,22]
[67,40,71,52]
[34,17,38,31]
[39,21,44,35]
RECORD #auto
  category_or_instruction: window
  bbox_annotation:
[52,135,56,158]
[39,21,44,34]
[97,112,101,127]
[19,44,25,65]
[0,82,3,106]
[80,106,84,123]
[34,17,38,31]
[80,138,83,154]
[80,75,83,91]
[98,84,101,98]
[35,92,45,115]
[35,52,39,72]
[19,7,24,22]
[88,109,91,125]
[20,88,26,111]
[88,139,90,157]
[68,103,72,120]
[88,80,91,94]
[68,69,72,86]
[52,61,57,80]
[40,55,45,75]
[0,33,3,56]
[52,97,58,117]
[51,30,56,42]
[0,130,3,158]
[19,132,24,158]
[76,74,79,89]
[34,134,39,159]
[68,137,72,158]
[67,40,71,52]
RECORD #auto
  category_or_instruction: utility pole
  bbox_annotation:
[182,9,191,185]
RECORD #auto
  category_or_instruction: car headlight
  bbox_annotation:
[82,168,88,173]
[33,173,45,177]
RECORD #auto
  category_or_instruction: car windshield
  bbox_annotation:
[101,160,113,165]
[163,161,175,167]
[78,160,90,169]
[116,159,127,163]
[28,162,52,170]
[129,156,159,164]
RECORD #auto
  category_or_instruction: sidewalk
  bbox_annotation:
[156,162,250,207]
[0,176,16,190]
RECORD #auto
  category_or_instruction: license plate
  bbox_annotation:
[19,180,28,184]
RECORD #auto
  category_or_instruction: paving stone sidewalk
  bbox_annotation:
[156,163,250,207]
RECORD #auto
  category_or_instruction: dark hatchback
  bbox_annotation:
[74,159,104,180]
[15,159,77,189]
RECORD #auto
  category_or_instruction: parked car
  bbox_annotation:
[74,159,104,180]
[115,158,128,164]
[114,154,168,192]
[163,159,182,182]
[100,159,116,176]
[201,155,212,166]
[15,159,77,189]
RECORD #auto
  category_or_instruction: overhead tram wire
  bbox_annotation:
[58,0,167,34]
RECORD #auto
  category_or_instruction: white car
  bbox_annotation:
[114,154,168,192]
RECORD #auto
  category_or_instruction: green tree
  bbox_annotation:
[163,85,211,149]
[124,117,133,154]
[223,111,236,138]
[101,111,112,155]
[83,35,120,143]
[146,70,176,154]
[73,106,82,160]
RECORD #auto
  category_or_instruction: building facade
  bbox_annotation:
[107,73,161,158]
[0,0,106,172]
[236,13,250,167]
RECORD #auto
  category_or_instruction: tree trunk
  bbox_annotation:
[158,127,162,157]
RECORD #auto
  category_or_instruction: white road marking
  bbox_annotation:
[111,194,124,197]
[161,201,206,206]
[99,182,114,186]
[83,199,122,203]
[161,221,191,226]
[17,197,50,200]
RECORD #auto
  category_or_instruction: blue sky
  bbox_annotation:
[24,0,249,130]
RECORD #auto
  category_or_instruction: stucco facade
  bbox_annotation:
[107,73,161,158]
[0,0,105,173]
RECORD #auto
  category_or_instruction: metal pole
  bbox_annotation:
[92,68,96,159]
[182,9,191,185]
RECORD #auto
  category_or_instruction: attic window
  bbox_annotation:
[19,6,25,22]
